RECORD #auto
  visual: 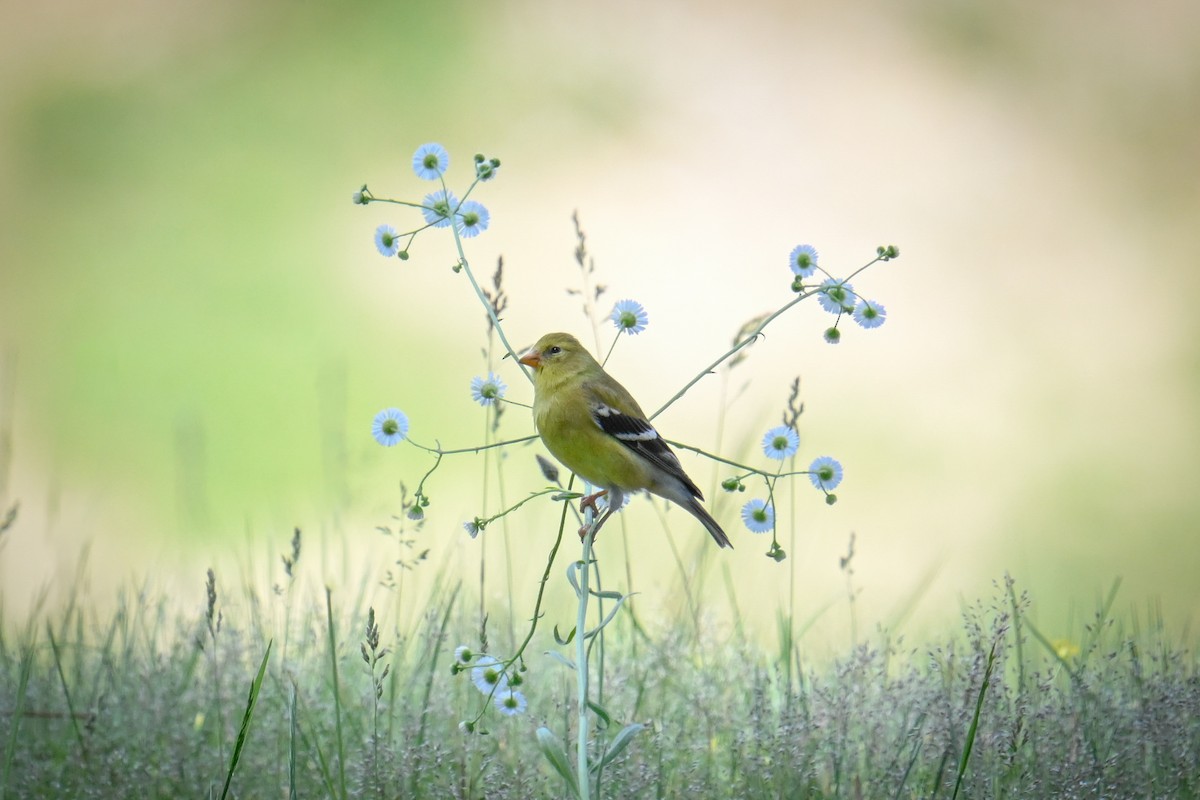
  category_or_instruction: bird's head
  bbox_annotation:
[518,332,589,373]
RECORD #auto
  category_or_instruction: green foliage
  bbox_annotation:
[0,572,1197,798]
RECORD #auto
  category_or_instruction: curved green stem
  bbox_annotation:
[469,488,565,534]
[448,216,531,384]
[649,254,885,420]
[600,329,622,368]
[649,288,818,420]
[664,438,814,481]
[406,434,537,457]
[505,477,575,669]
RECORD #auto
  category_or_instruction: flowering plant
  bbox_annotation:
[354,142,896,794]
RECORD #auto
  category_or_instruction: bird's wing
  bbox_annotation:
[584,381,704,501]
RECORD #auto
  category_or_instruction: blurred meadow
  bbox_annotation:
[4,1,1200,796]
[2,0,1200,647]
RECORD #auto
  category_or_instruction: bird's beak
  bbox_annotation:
[518,348,541,368]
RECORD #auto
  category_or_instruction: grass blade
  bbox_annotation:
[219,639,272,800]
[951,641,996,800]
[46,623,88,761]
[1,642,34,800]
[287,681,298,800]
[324,588,347,800]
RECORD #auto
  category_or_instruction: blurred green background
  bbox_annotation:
[2,0,1198,642]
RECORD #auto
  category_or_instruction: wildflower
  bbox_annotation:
[852,299,887,329]
[412,143,449,180]
[421,190,459,228]
[471,656,508,695]
[611,299,648,334]
[788,244,819,278]
[741,499,774,533]
[372,408,409,446]
[809,456,843,490]
[454,645,474,665]
[455,200,490,238]
[817,279,856,314]
[823,327,841,345]
[470,372,507,406]
[374,225,400,257]
[721,477,744,492]
[463,520,481,538]
[495,688,528,716]
[352,186,370,205]
[475,155,501,181]
[761,426,800,460]
[1052,639,1080,660]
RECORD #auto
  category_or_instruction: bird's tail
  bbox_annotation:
[686,497,733,549]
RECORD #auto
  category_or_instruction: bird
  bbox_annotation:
[518,332,732,548]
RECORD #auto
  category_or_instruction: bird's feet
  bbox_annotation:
[577,491,609,541]
[578,490,608,516]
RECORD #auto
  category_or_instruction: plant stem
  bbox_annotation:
[649,255,883,421]
[448,223,530,383]
[577,529,594,800]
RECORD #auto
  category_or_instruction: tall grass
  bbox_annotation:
[1,561,1196,799]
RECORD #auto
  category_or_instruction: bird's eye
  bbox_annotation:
[548,346,562,355]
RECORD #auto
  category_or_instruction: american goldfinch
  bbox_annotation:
[518,332,732,548]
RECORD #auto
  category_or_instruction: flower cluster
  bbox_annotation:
[788,242,895,343]
[732,422,845,538]
[356,142,499,261]
[453,646,527,719]
[359,141,895,754]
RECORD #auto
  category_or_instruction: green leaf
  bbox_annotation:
[583,592,632,640]
[586,699,612,727]
[565,561,583,597]
[553,624,577,646]
[535,726,579,798]
[544,650,577,671]
[593,723,645,773]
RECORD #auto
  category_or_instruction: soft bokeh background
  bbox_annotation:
[2,0,1198,644]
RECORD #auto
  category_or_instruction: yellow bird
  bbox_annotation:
[518,332,731,548]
